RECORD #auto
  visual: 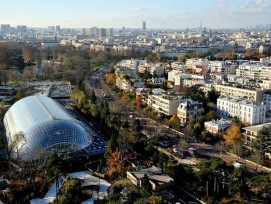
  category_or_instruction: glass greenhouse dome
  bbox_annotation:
[3,96,92,160]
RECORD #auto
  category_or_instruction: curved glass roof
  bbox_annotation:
[3,96,92,160]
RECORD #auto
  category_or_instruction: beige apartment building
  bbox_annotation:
[148,89,181,116]
[214,84,264,103]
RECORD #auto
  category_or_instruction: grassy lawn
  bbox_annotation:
[90,65,100,71]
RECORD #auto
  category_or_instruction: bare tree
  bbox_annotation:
[8,132,26,160]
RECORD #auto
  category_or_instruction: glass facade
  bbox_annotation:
[3,96,92,160]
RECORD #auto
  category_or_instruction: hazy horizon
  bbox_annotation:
[0,0,270,29]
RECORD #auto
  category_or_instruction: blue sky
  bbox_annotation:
[0,0,270,29]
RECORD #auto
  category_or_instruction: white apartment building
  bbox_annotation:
[148,90,182,116]
[208,61,238,75]
[214,84,264,103]
[185,58,209,71]
[171,61,186,70]
[217,97,266,125]
[116,75,144,92]
[236,61,271,80]
[182,79,205,87]
[177,99,204,125]
[168,70,181,83]
[204,119,235,135]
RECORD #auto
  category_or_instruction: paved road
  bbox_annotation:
[90,71,271,174]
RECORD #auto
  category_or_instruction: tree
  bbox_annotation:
[0,43,13,68]
[178,140,189,158]
[23,44,35,65]
[252,125,271,162]
[89,89,97,103]
[134,95,142,107]
[247,175,271,200]
[149,195,162,204]
[168,114,180,127]
[194,122,202,138]
[100,101,110,122]
[8,132,26,159]
[107,149,125,180]
[105,73,116,86]
[23,69,32,81]
[207,87,220,104]
[183,85,207,105]
[178,54,186,63]
[133,119,141,132]
[105,134,118,158]
[205,110,217,121]
[223,125,242,146]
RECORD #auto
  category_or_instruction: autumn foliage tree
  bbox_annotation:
[169,114,180,127]
[23,69,32,81]
[107,149,125,180]
[134,95,142,107]
[23,44,35,65]
[223,125,242,146]
[105,73,116,86]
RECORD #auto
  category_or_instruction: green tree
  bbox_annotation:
[252,125,271,162]
[89,89,97,103]
[247,175,271,201]
[194,122,202,138]
[149,195,162,204]
[105,134,118,158]
[207,87,220,104]
[205,110,217,121]
[183,85,207,106]
[133,119,141,132]
[45,154,63,183]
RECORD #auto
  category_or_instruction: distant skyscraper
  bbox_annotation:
[142,21,146,33]
[99,28,107,38]
[89,27,98,36]
[80,28,86,35]
[48,26,55,32]
[56,25,61,32]
[108,28,113,37]
[17,25,27,33]
[1,24,11,33]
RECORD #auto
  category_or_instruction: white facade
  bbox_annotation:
[236,62,271,80]
[217,97,266,125]
[204,119,234,135]
[208,61,237,75]
[185,58,209,71]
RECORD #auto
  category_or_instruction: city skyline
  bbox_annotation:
[0,0,270,29]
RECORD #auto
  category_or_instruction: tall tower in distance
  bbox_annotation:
[142,21,146,33]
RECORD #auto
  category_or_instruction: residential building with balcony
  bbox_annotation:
[214,84,264,103]
[177,99,204,125]
[217,97,266,125]
[148,89,181,116]
[185,58,209,71]
[242,123,271,150]
[236,61,271,80]
[209,61,238,75]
